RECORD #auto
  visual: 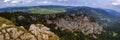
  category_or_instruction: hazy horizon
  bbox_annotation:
[0,0,120,12]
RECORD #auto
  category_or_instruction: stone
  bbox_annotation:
[0,24,59,40]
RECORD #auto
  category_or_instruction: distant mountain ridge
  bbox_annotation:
[64,6,120,27]
[0,5,74,12]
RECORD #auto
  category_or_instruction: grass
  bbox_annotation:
[29,8,66,14]
[0,17,13,26]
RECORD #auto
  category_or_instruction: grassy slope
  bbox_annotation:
[28,8,66,14]
[9,8,66,14]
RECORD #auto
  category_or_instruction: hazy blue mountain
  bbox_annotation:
[65,6,120,27]
[0,5,73,12]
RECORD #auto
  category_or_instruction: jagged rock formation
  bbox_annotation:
[0,17,59,40]
[29,14,105,39]
[0,12,105,40]
[54,14,104,35]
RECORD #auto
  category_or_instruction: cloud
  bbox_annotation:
[112,0,120,5]
[3,0,33,4]
[27,0,33,3]
[112,3,120,5]
[42,1,52,4]
[0,0,34,8]
[58,0,67,2]
[3,0,10,3]
[11,0,19,3]
[37,1,53,4]
[3,0,9,3]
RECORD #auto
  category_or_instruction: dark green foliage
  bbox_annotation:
[0,11,32,30]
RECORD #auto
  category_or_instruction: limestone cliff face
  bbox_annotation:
[40,14,105,39]
[0,23,59,40]
[54,14,104,35]
[22,14,104,39]
[0,17,59,40]
[0,13,105,40]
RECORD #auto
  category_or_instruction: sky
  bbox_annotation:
[0,0,120,12]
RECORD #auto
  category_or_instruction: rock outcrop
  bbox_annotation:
[55,14,104,35]
[0,17,59,40]
[0,23,59,40]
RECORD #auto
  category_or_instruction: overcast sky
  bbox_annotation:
[0,0,120,12]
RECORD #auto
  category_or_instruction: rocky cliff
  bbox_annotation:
[0,17,59,40]
[0,12,105,40]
